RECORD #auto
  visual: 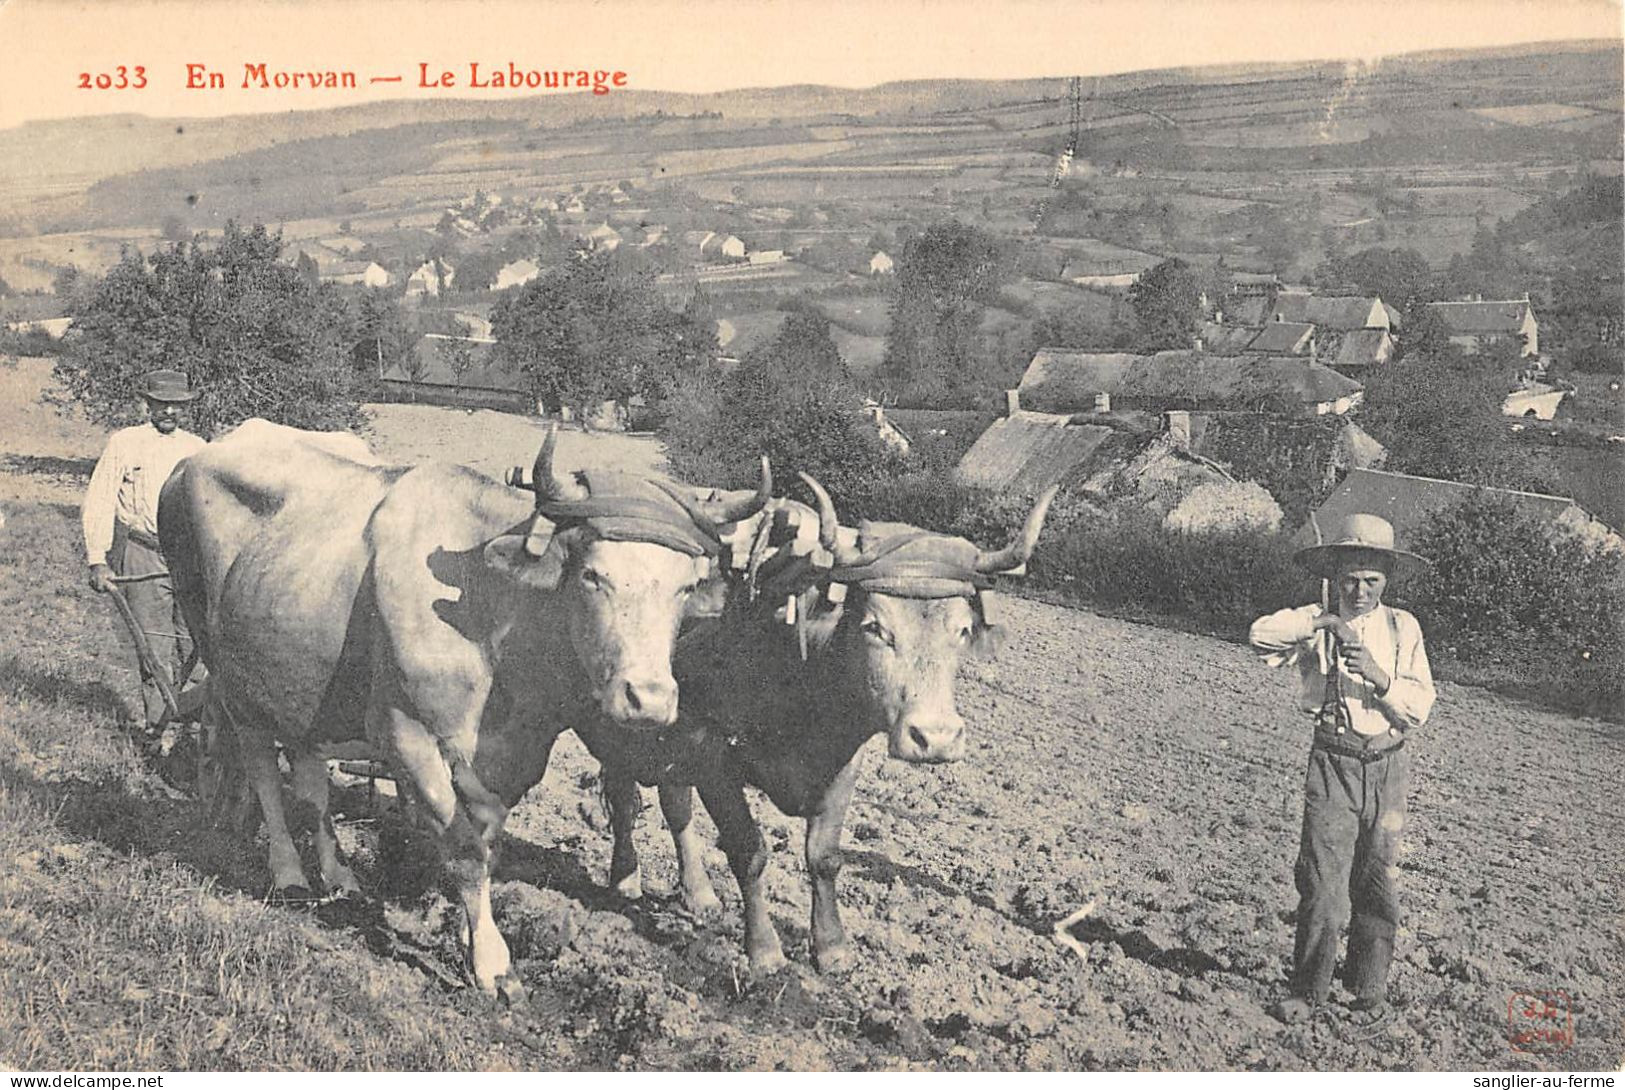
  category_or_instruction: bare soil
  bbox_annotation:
[2,358,1619,1070]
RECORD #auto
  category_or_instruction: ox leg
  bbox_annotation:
[288,748,360,896]
[231,717,309,898]
[379,707,520,1004]
[602,765,643,900]
[658,783,721,919]
[806,758,861,973]
[698,780,784,973]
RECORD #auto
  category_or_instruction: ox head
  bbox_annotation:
[799,474,1056,764]
[488,426,770,728]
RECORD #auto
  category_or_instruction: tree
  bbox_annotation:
[880,219,1011,404]
[1316,247,1436,313]
[490,247,711,419]
[438,336,477,395]
[55,222,362,435]
[352,287,420,387]
[1359,340,1538,489]
[661,302,894,497]
[1127,258,1204,350]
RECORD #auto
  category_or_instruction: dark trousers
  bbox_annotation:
[114,534,193,728]
[1291,743,1411,1003]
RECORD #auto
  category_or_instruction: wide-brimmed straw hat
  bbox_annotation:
[138,369,199,402]
[1294,513,1428,578]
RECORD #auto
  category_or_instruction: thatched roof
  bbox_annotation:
[1332,328,1395,368]
[1247,321,1314,354]
[1295,468,1620,552]
[1426,299,1534,334]
[955,412,1115,494]
[1271,293,1387,331]
[1018,348,1363,412]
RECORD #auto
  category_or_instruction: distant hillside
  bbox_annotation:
[2,39,1617,237]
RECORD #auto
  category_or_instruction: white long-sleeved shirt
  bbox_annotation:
[82,423,206,566]
[1249,603,1436,735]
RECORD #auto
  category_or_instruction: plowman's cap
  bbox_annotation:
[1294,513,1429,577]
[138,369,199,402]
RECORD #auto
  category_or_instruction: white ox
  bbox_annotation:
[158,419,766,1000]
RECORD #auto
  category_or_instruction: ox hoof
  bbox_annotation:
[493,974,527,1009]
[748,948,789,977]
[323,865,362,898]
[814,942,855,975]
[682,889,723,923]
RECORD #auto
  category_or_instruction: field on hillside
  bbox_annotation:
[1,360,1620,1071]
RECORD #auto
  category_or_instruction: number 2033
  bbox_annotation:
[79,66,147,90]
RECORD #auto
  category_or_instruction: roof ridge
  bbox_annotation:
[1349,467,1574,505]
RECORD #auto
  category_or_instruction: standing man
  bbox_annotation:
[83,369,207,739]
[1249,513,1436,1035]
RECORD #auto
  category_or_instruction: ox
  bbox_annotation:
[159,419,767,1000]
[582,474,1056,973]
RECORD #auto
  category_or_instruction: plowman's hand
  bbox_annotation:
[1338,638,1391,695]
[1314,613,1359,645]
[88,563,117,594]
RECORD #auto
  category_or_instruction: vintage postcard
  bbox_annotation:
[0,0,1620,1076]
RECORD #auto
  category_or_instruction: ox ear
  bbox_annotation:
[483,532,569,591]
[969,591,1007,659]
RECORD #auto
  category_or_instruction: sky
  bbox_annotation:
[0,0,1619,127]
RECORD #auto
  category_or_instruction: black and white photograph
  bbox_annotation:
[0,0,1620,1074]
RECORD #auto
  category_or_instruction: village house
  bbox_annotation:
[322,261,391,288]
[1245,321,1315,356]
[583,223,623,252]
[1330,328,1398,371]
[1016,347,1365,418]
[405,259,454,298]
[1298,468,1621,555]
[868,251,895,276]
[1269,292,1393,332]
[492,258,541,291]
[747,250,787,266]
[1426,297,1540,357]
[680,230,748,260]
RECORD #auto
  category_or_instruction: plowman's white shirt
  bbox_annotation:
[82,423,206,566]
[1249,603,1436,735]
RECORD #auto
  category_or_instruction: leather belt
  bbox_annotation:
[1314,737,1405,764]
[125,526,162,550]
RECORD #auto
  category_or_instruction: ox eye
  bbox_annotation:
[581,568,606,590]
[861,618,893,647]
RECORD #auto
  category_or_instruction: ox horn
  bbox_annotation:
[706,456,773,523]
[799,472,863,566]
[973,484,1060,574]
[531,423,589,505]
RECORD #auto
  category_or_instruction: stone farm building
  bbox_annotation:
[1016,347,1365,418]
[1297,468,1622,555]
[405,260,455,298]
[1269,293,1398,332]
[378,334,530,412]
[869,251,895,275]
[492,258,541,291]
[1426,298,1540,357]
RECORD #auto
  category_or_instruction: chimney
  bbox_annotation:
[1164,410,1191,447]
[1193,337,1204,352]
[1309,336,1317,366]
[1094,392,1111,413]
[1215,309,1224,325]
[1005,389,1021,417]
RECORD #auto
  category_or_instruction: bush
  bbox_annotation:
[1027,505,1307,631]
[53,223,361,436]
[1409,492,1625,714]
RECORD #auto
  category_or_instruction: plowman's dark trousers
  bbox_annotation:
[1291,741,1411,1003]
[114,533,193,729]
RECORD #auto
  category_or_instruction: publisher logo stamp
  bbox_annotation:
[1508,990,1574,1054]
